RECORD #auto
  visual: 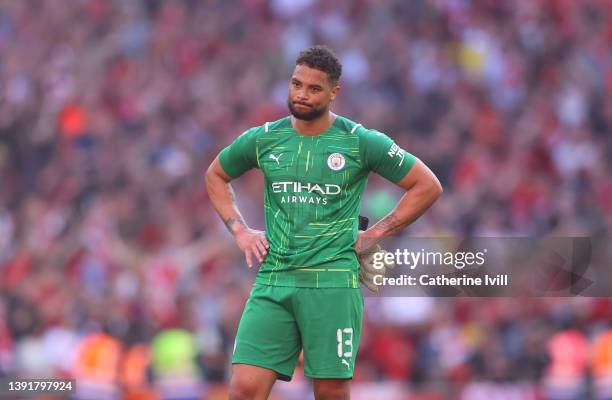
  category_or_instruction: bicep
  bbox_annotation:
[207,156,233,183]
[395,158,441,191]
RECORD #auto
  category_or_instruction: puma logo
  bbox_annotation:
[269,153,282,165]
[341,359,350,370]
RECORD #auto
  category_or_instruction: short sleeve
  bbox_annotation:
[219,128,259,178]
[358,129,416,183]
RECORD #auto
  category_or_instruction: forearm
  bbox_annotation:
[366,180,442,242]
[205,170,248,235]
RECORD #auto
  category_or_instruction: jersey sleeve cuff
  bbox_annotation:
[219,147,243,178]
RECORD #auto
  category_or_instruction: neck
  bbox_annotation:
[291,111,336,136]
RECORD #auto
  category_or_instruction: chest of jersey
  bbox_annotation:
[258,133,363,194]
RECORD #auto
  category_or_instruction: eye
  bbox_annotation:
[292,81,301,88]
[312,87,321,93]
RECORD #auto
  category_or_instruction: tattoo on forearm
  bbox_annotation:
[219,182,246,235]
[224,217,246,234]
[376,213,403,235]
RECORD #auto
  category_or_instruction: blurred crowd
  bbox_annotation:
[0,0,611,398]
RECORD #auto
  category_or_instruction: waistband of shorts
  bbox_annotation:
[255,268,360,288]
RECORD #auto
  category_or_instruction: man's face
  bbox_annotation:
[287,64,339,121]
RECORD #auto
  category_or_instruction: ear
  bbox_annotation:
[330,84,340,101]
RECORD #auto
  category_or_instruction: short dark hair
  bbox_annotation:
[295,45,342,84]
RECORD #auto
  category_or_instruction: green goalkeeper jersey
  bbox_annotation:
[219,115,416,288]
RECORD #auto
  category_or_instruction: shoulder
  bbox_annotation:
[260,116,291,135]
[335,115,368,138]
[333,116,390,146]
[333,115,366,135]
[334,115,388,139]
[237,117,290,139]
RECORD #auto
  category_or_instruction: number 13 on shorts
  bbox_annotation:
[337,328,353,369]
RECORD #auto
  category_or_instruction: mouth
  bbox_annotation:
[293,102,312,109]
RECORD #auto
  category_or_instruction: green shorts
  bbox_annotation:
[232,283,364,381]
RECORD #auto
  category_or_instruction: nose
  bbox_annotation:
[295,88,308,102]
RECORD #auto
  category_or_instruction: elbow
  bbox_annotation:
[204,165,212,187]
[434,179,443,198]
[429,177,443,203]
[204,163,217,191]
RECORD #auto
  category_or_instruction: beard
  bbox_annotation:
[287,100,327,121]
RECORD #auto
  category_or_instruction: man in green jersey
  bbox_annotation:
[205,45,442,400]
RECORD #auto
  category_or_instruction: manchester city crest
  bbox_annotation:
[327,153,345,171]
